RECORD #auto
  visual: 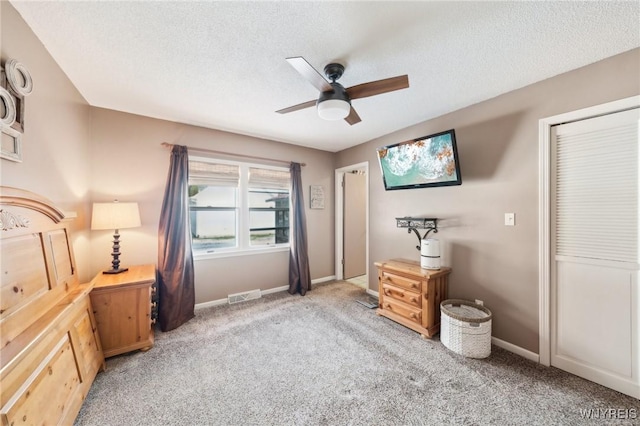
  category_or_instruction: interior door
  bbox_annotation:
[343,171,366,280]
[550,107,639,398]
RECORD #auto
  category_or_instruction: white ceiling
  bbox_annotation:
[10,1,640,152]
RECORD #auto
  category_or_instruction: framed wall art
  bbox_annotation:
[310,185,324,209]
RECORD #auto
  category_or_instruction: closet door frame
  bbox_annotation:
[538,95,640,366]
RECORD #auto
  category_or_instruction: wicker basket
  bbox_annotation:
[440,299,492,359]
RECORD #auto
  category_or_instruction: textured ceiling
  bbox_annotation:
[10,1,640,152]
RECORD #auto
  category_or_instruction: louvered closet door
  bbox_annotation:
[551,107,639,398]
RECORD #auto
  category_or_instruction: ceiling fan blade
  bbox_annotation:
[276,99,317,114]
[346,75,409,100]
[286,57,332,93]
[345,107,361,125]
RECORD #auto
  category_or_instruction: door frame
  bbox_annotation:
[538,95,640,366]
[335,162,369,283]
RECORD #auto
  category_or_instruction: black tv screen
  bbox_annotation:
[377,129,462,190]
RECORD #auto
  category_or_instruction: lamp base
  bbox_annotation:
[103,267,129,275]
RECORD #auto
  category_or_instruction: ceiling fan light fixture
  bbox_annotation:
[317,99,350,120]
[317,82,351,120]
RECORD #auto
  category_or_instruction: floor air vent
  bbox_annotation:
[228,289,262,304]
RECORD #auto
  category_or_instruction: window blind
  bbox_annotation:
[248,167,290,190]
[189,161,239,186]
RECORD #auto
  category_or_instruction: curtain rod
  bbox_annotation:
[161,142,306,167]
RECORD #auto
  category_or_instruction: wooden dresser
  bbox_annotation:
[0,187,105,425]
[375,258,451,338]
[90,264,156,358]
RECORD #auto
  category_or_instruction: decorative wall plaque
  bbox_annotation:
[1,58,32,162]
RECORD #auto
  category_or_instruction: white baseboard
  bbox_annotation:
[312,275,336,285]
[261,285,288,295]
[492,336,539,363]
[195,275,337,310]
[195,298,228,310]
[366,289,379,298]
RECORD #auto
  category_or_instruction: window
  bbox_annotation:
[188,158,290,256]
[248,167,290,247]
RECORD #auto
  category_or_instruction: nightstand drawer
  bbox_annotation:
[381,271,421,292]
[381,298,422,325]
[382,283,421,308]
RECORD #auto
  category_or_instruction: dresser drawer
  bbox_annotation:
[382,283,421,308]
[381,298,422,325]
[381,271,421,292]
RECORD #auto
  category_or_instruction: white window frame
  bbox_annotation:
[189,156,291,260]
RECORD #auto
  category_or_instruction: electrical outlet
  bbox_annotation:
[505,213,515,226]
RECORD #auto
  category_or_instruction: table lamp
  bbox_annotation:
[91,200,141,274]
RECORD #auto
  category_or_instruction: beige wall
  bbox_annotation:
[336,48,640,353]
[1,2,93,281]
[89,108,335,303]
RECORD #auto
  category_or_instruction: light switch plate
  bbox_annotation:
[505,213,515,226]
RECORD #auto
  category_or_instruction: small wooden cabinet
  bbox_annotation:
[90,264,157,358]
[375,259,451,338]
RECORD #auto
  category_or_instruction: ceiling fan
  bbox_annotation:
[276,57,409,125]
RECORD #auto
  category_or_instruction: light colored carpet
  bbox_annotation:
[76,281,638,425]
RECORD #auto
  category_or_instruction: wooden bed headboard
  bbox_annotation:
[0,186,104,425]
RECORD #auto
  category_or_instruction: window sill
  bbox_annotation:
[193,245,290,261]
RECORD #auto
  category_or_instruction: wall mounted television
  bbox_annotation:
[377,129,462,190]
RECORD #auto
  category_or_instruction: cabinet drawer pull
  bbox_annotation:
[409,313,417,319]
[409,297,417,304]
[384,289,391,296]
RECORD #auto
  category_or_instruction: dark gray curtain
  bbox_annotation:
[158,145,195,331]
[288,162,311,295]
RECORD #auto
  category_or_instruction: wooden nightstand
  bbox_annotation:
[90,264,157,358]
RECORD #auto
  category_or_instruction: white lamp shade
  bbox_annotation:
[91,202,141,230]
[317,99,350,120]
